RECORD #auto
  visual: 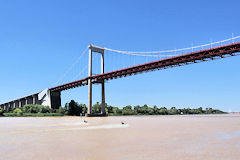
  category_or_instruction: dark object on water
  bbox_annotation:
[121,121,125,125]
[84,120,88,123]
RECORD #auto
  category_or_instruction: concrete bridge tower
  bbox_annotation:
[87,45,106,116]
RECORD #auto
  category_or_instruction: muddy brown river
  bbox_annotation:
[0,114,240,160]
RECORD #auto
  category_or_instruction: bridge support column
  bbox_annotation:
[32,95,36,104]
[87,47,93,115]
[87,79,92,115]
[101,52,106,115]
[50,91,61,109]
[19,100,22,108]
[86,45,106,117]
[101,81,105,114]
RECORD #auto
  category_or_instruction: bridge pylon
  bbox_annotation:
[86,45,107,117]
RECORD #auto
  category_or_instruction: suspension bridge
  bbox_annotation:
[1,36,240,116]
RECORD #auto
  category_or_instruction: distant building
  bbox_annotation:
[229,112,240,114]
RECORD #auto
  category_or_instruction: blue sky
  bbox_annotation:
[0,0,240,111]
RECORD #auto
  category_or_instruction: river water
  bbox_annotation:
[0,114,240,160]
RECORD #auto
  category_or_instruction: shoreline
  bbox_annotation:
[0,113,234,118]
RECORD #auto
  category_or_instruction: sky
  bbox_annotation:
[0,0,240,112]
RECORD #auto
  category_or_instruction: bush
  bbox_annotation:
[3,113,18,117]
[13,108,23,116]
[22,113,64,117]
[2,104,65,117]
[22,104,51,113]
[2,113,64,117]
[56,107,66,114]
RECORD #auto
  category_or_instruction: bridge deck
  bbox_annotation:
[50,42,240,92]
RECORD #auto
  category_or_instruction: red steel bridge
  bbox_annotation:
[1,37,240,116]
[51,42,240,92]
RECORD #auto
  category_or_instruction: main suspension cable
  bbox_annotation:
[71,53,98,81]
[94,35,240,56]
[54,47,88,85]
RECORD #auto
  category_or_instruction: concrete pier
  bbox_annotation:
[19,100,22,108]
[50,91,61,109]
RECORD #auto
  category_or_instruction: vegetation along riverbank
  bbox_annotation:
[0,100,226,117]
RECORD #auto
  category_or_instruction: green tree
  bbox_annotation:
[159,107,168,115]
[153,105,160,115]
[0,108,4,116]
[92,102,101,113]
[206,108,213,114]
[68,100,81,116]
[169,107,179,115]
[112,107,122,114]
[13,108,23,116]
[147,107,154,115]
[134,104,149,115]
[106,105,113,113]
[122,105,134,115]
[81,104,88,114]
[64,103,69,110]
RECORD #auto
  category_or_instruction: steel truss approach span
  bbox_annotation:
[50,42,240,92]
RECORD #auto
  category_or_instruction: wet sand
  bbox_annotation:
[0,114,240,160]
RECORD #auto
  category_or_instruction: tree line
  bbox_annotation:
[0,104,65,117]
[0,100,226,117]
[65,100,226,116]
